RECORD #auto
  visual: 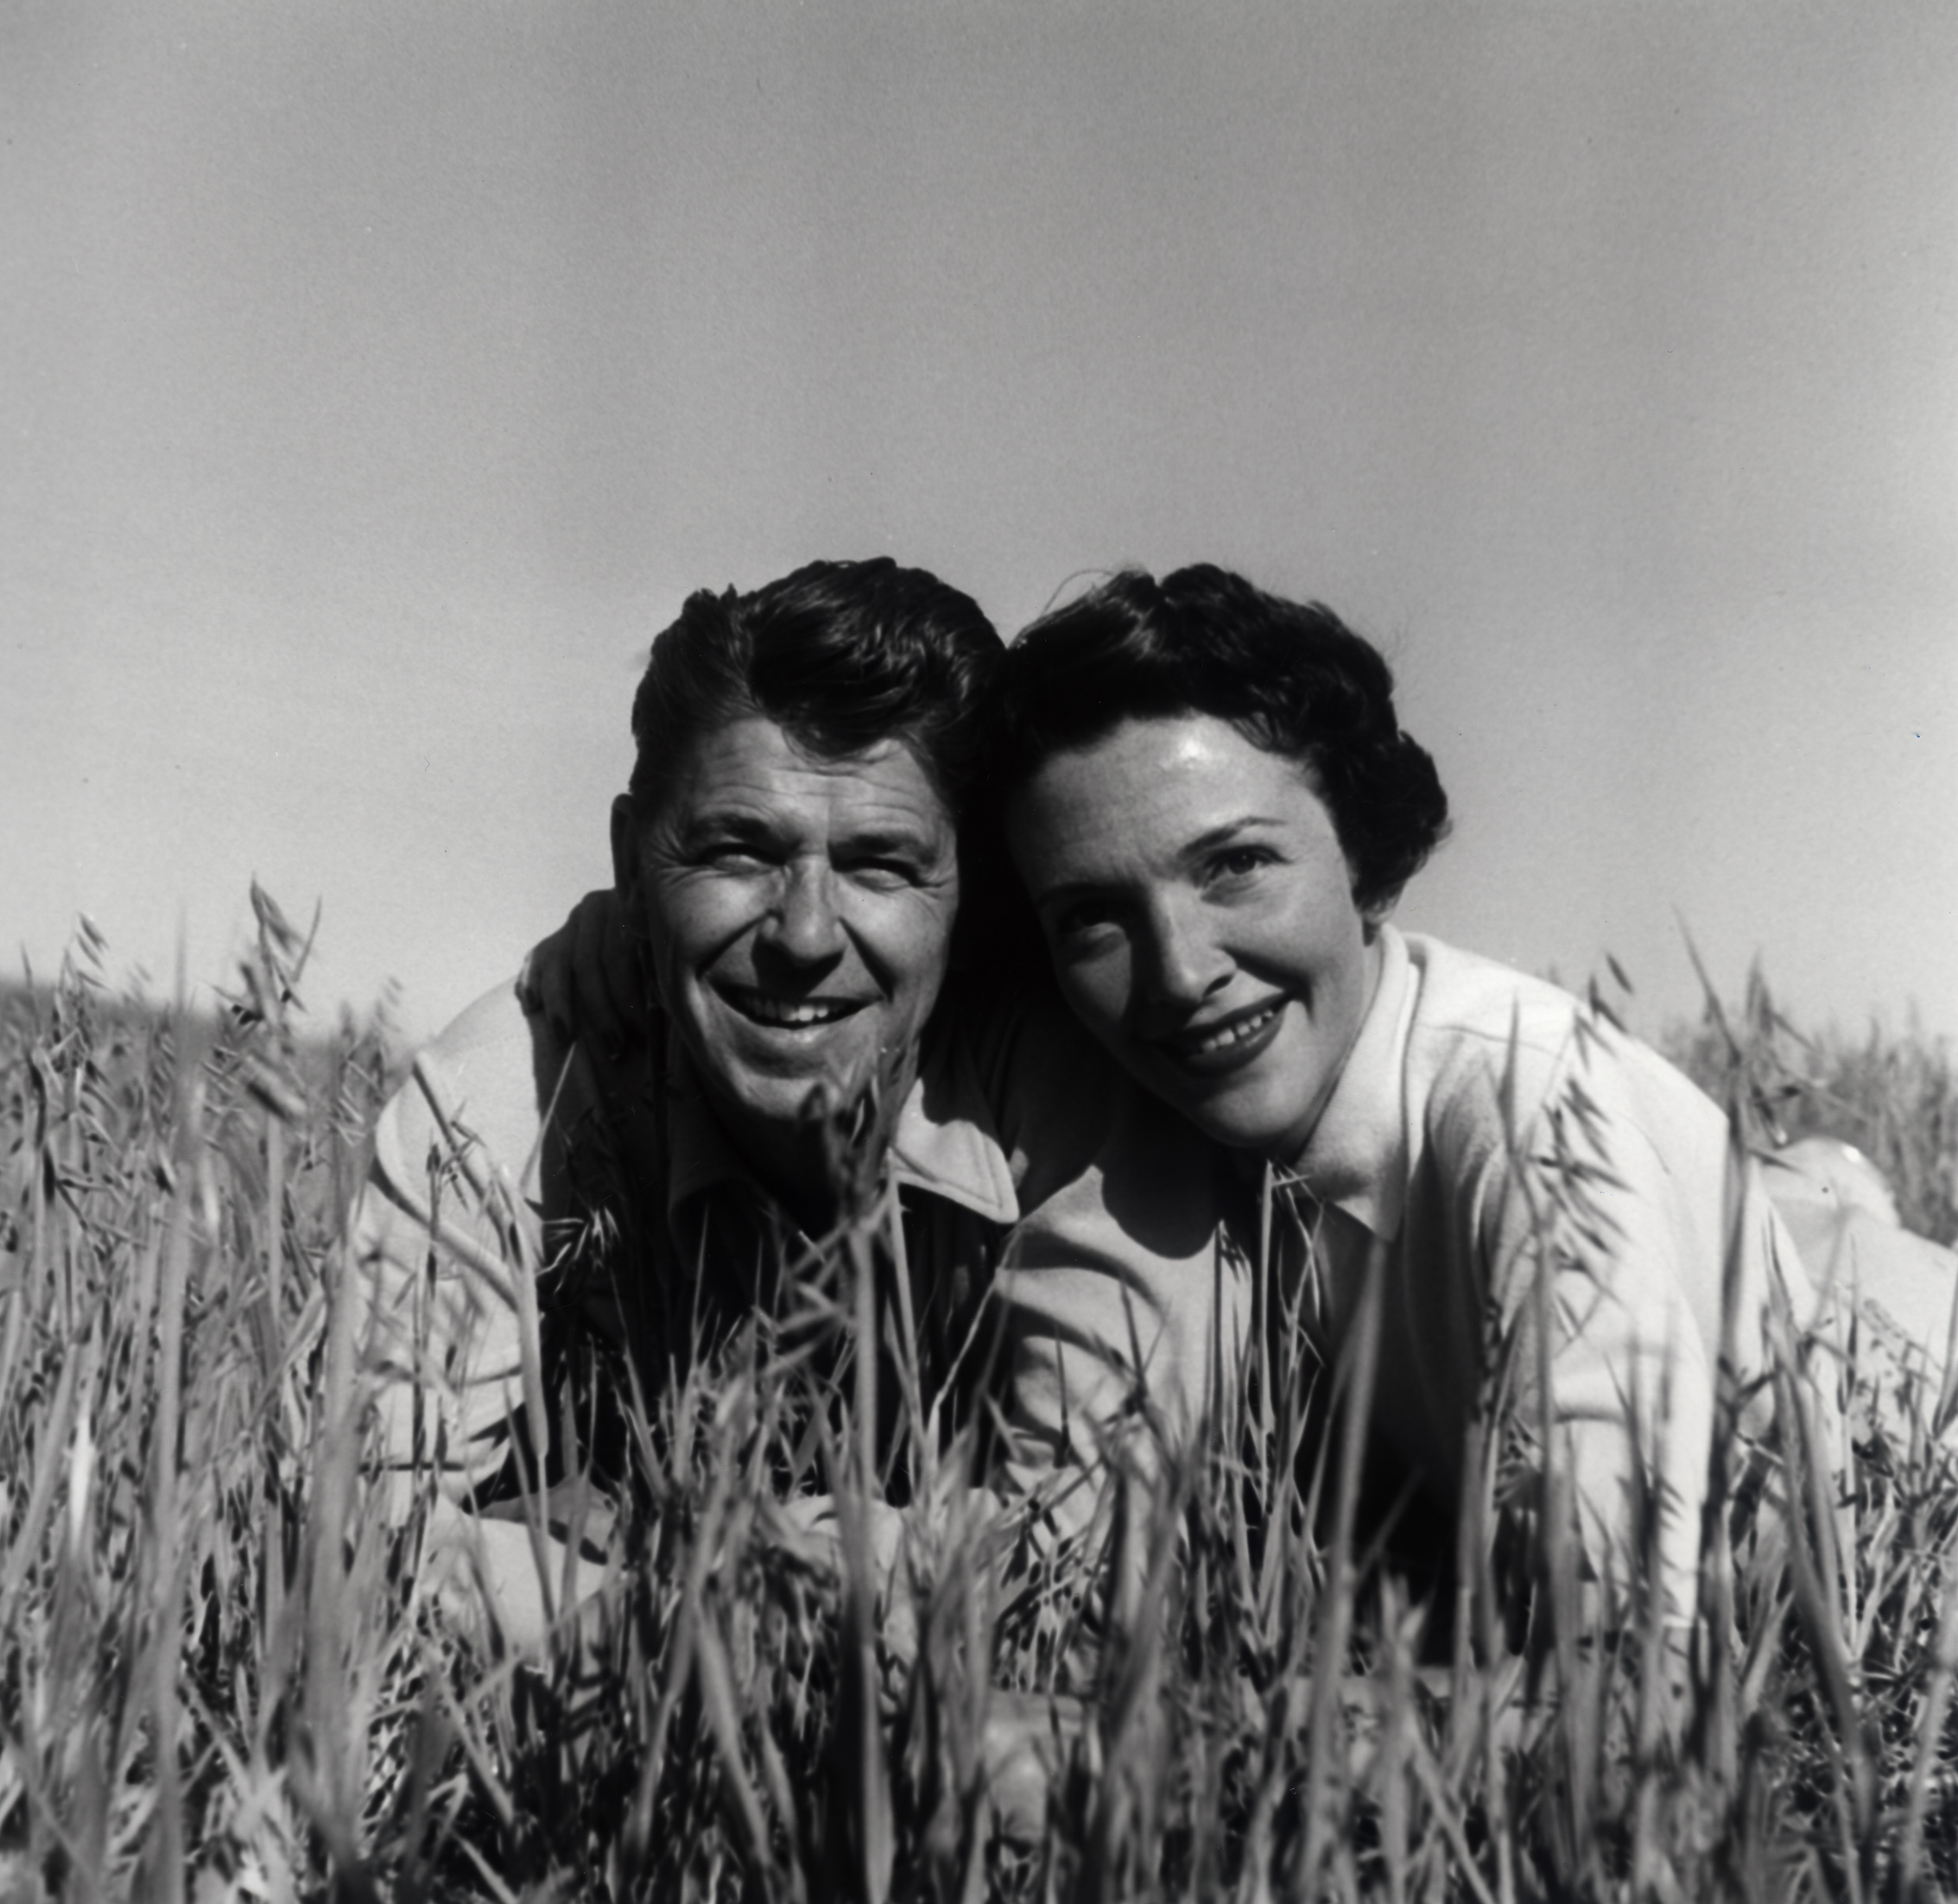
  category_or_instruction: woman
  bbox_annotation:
[980,565,1838,1623]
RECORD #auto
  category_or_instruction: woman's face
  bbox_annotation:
[1004,714,1385,1161]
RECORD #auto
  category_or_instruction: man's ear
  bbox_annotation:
[610,794,643,917]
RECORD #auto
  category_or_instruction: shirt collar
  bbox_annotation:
[1289,922,1416,1241]
[661,1026,1021,1229]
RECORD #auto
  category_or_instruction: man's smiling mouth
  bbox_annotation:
[719,984,865,1030]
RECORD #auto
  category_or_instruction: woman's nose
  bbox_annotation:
[1138,899,1230,1005]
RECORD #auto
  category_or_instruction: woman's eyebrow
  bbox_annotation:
[1025,871,1110,910]
[1179,817,1282,858]
[1027,817,1285,908]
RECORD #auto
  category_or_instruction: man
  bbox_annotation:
[350,558,1226,1648]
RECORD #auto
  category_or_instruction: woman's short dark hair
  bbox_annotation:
[628,557,1000,823]
[989,565,1450,912]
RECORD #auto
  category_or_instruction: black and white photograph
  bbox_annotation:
[3,3,1955,1895]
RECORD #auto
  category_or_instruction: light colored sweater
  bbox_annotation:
[997,925,1831,1618]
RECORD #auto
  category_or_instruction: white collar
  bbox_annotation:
[1289,924,1417,1241]
[660,1022,1021,1229]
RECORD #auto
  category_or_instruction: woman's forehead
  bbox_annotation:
[1017,714,1318,812]
[1009,715,1334,864]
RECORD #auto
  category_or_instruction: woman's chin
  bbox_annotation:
[1140,1062,1301,1158]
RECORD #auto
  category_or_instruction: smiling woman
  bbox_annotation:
[1006,715,1385,1162]
[992,568,1451,1173]
[985,566,1839,1618]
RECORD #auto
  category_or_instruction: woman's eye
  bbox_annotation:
[1051,902,1118,944]
[1209,848,1270,883]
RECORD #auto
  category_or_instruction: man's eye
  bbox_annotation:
[701,843,770,870]
[841,858,919,890]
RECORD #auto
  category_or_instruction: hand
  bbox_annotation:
[983,1687,1087,1842]
[517,889,649,1051]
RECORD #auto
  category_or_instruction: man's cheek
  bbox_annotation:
[647,938,713,1021]
[655,891,752,975]
[897,890,960,980]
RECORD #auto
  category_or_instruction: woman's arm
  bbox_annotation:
[1443,1015,1816,1624]
[517,888,649,1052]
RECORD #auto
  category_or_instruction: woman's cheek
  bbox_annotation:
[1056,954,1130,1044]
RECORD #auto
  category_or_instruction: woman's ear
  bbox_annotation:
[1359,885,1400,942]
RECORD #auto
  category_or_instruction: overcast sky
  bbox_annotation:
[5,1,1954,1049]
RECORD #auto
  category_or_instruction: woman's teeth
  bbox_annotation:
[1182,1005,1279,1055]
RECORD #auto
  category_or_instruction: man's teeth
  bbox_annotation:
[733,993,854,1028]
[1184,1007,1278,1055]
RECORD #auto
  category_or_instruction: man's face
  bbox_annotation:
[615,716,960,1196]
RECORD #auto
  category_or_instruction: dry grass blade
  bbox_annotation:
[1296,1230,1387,1894]
[4,912,1958,1900]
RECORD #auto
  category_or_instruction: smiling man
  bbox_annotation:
[618,680,962,1236]
[350,558,1220,1649]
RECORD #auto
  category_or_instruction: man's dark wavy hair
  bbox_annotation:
[627,557,1001,824]
[988,565,1450,913]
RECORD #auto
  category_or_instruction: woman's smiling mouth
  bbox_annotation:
[1154,999,1287,1074]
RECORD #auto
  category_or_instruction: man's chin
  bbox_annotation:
[682,998,924,1124]
[711,1041,886,1127]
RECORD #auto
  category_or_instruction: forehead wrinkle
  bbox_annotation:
[677,792,937,840]
[665,718,947,817]
[669,778,951,867]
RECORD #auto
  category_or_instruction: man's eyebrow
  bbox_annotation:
[671,810,806,858]
[833,821,941,859]
[675,810,943,857]
[678,809,783,842]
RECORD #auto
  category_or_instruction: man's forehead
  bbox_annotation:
[665,716,950,833]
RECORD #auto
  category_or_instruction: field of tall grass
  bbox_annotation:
[4,901,1958,1901]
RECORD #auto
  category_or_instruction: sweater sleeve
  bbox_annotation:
[1430,1014,1816,1623]
[969,992,1244,1534]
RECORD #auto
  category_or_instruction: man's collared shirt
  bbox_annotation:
[352,971,1220,1512]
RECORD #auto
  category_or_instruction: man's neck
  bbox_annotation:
[720,1067,920,1238]
[738,1120,887,1239]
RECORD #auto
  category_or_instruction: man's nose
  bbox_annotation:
[1137,897,1230,1006]
[765,860,846,964]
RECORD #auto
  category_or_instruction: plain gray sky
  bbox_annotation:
[5,0,1955,1047]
